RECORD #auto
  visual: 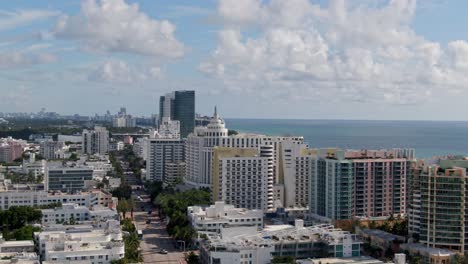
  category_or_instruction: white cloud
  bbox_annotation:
[0,51,57,69]
[54,0,185,58]
[88,60,163,83]
[202,0,468,105]
[0,9,60,31]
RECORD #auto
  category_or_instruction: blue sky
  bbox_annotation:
[1,0,468,120]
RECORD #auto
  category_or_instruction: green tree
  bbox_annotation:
[186,252,200,264]
[272,256,295,264]
[68,153,79,161]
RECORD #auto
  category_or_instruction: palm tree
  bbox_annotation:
[117,199,128,219]
[127,198,136,219]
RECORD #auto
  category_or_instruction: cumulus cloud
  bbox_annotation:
[88,60,163,83]
[202,0,468,104]
[54,0,185,58]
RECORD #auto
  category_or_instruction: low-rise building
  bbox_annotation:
[35,220,125,264]
[188,201,263,233]
[400,243,456,264]
[0,180,115,210]
[200,221,362,264]
[40,141,66,160]
[0,253,39,264]
[297,256,386,264]
[0,236,35,253]
[41,203,118,224]
[45,166,93,192]
[356,228,405,253]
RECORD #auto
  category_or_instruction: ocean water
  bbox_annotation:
[226,119,468,158]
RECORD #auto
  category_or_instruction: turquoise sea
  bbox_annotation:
[226,119,468,158]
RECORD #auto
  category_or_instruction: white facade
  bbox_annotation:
[0,237,35,253]
[188,201,263,233]
[133,138,149,160]
[82,127,109,155]
[22,153,46,177]
[112,116,136,128]
[185,109,304,202]
[158,117,180,139]
[216,154,271,211]
[41,203,118,224]
[185,108,229,188]
[0,181,114,210]
[35,220,124,264]
[201,222,361,264]
[40,141,65,160]
[145,138,185,182]
[164,162,185,185]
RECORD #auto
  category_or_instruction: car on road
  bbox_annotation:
[157,249,168,254]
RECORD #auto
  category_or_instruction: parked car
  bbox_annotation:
[158,249,168,254]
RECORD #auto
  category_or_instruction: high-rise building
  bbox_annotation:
[82,126,109,155]
[307,148,413,220]
[213,147,274,211]
[45,166,93,192]
[159,90,195,138]
[185,107,229,188]
[185,108,304,209]
[145,138,185,182]
[408,157,468,254]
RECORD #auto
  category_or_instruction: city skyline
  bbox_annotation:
[2,0,468,121]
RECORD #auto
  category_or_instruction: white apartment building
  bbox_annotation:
[133,138,149,160]
[82,127,109,155]
[0,180,115,210]
[165,162,186,185]
[22,153,46,177]
[0,252,39,264]
[145,138,185,182]
[214,147,273,211]
[200,221,362,264]
[41,203,118,224]
[35,220,125,264]
[188,202,263,233]
[40,141,65,160]
[0,236,35,253]
[83,160,113,178]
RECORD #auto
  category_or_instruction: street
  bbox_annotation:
[133,190,186,264]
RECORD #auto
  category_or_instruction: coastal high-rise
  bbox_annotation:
[185,108,304,209]
[82,126,109,155]
[213,147,274,211]
[185,107,229,188]
[159,90,195,138]
[408,157,468,254]
[306,148,413,220]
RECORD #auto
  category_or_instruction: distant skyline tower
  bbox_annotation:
[159,90,195,138]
